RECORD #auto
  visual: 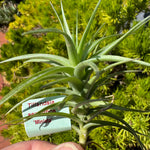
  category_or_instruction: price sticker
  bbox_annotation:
[22,96,71,137]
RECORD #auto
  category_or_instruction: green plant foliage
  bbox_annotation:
[118,23,150,63]
[0,28,48,81]
[89,76,150,150]
[2,124,51,143]
[0,0,150,149]
[0,1,19,26]
[2,122,77,144]
[100,0,149,32]
[49,130,78,144]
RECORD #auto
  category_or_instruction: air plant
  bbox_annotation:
[0,0,150,149]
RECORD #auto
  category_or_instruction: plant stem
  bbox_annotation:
[79,124,88,148]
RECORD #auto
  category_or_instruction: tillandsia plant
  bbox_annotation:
[0,0,150,149]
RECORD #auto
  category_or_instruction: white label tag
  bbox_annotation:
[22,96,71,137]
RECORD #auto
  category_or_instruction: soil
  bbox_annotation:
[0,32,10,149]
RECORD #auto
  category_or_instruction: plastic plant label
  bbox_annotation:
[22,96,71,137]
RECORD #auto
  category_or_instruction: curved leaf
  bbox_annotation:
[0,53,70,66]
[24,59,61,66]
[23,28,78,66]
[95,70,141,87]
[49,1,65,32]
[3,112,82,126]
[90,55,150,67]
[6,87,75,115]
[74,61,99,80]
[90,70,142,98]
[60,1,72,38]
[83,34,122,60]
[101,111,146,150]
[82,60,133,98]
[84,120,133,133]
[72,98,111,114]
[111,104,150,113]
[25,112,82,124]
[84,120,147,150]
[99,15,150,55]
[76,11,79,48]
[0,66,74,105]
[34,74,67,85]
[41,76,83,92]
[78,0,102,59]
